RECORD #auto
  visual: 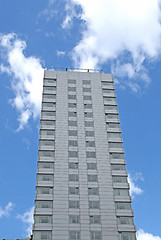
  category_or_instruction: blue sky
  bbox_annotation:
[0,0,161,239]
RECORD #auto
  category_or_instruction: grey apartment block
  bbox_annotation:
[32,70,136,240]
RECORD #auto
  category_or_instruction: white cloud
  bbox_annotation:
[137,229,161,240]
[17,207,34,237]
[128,173,143,197]
[65,0,161,91]
[0,202,14,218]
[56,50,66,56]
[0,33,44,131]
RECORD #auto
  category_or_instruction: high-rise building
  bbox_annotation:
[32,70,136,240]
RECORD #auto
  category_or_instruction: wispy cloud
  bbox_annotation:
[17,207,34,237]
[38,0,56,21]
[0,33,44,131]
[0,202,14,218]
[137,229,161,240]
[128,172,143,197]
[56,50,66,56]
[65,0,161,91]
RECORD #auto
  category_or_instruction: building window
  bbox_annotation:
[37,174,53,182]
[69,151,78,158]
[119,232,136,240]
[68,95,76,100]
[104,97,115,102]
[69,201,79,208]
[35,215,52,224]
[86,152,96,158]
[110,153,124,159]
[43,86,56,91]
[69,187,79,195]
[69,111,77,117]
[69,162,78,169]
[88,188,99,195]
[90,216,101,224]
[40,130,55,136]
[104,105,117,111]
[44,78,56,84]
[117,216,134,225]
[69,130,77,136]
[89,201,100,209]
[85,121,94,127]
[116,202,131,210]
[113,176,127,183]
[43,94,56,99]
[68,87,76,92]
[69,121,77,126]
[85,131,94,137]
[83,88,91,92]
[41,111,55,117]
[84,104,92,109]
[114,189,129,196]
[106,123,120,128]
[68,103,77,108]
[86,141,95,147]
[41,120,55,126]
[43,102,55,108]
[83,80,90,84]
[87,163,97,170]
[83,95,92,100]
[39,140,55,147]
[111,164,125,171]
[69,140,78,147]
[109,142,122,148]
[84,112,93,118]
[69,215,80,224]
[103,89,114,94]
[36,187,53,195]
[108,132,121,138]
[69,231,80,240]
[35,200,53,209]
[106,113,118,119]
[39,151,54,157]
[68,79,76,84]
[91,231,102,240]
[69,174,79,181]
[88,175,98,182]
[33,230,52,240]
[38,162,54,169]
[102,81,112,86]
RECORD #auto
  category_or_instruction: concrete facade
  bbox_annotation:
[32,70,136,240]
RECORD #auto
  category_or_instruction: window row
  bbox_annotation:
[68,151,96,158]
[69,174,98,182]
[69,162,97,170]
[33,230,136,240]
[35,214,113,225]
[69,215,101,224]
[69,121,94,127]
[68,103,93,110]
[69,187,99,195]
[69,140,95,148]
